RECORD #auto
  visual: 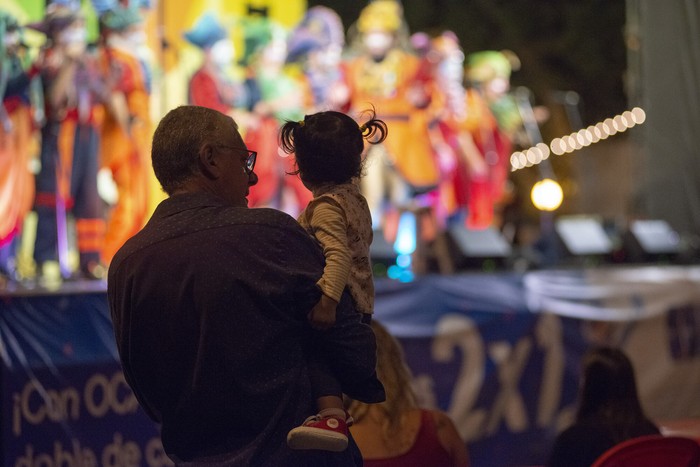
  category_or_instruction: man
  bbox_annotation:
[108,106,382,465]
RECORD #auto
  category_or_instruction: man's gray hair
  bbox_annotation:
[151,106,237,195]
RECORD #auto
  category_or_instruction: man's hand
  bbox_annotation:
[308,294,338,331]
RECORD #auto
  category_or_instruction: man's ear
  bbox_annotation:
[197,143,220,179]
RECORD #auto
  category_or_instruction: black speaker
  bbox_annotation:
[623,219,681,262]
[554,216,614,256]
[446,225,512,269]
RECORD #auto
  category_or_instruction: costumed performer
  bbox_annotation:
[343,0,440,233]
[465,50,523,229]
[425,32,491,229]
[184,12,246,116]
[286,5,349,113]
[240,15,312,215]
[0,12,39,281]
[28,3,106,280]
[97,4,152,265]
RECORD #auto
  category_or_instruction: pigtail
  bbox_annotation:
[361,119,388,144]
[358,107,388,144]
[279,120,303,154]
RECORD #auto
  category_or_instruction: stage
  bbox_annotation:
[2,265,700,466]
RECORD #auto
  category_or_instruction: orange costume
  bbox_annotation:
[345,50,439,190]
[98,8,152,265]
[1,13,36,278]
[0,74,35,248]
[344,1,439,229]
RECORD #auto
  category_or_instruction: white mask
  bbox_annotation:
[58,25,86,47]
[261,38,286,65]
[439,56,464,83]
[210,39,234,67]
[314,43,342,69]
[4,31,19,48]
[125,30,147,47]
[363,31,392,56]
[488,77,510,95]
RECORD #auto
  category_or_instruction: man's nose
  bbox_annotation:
[248,170,258,186]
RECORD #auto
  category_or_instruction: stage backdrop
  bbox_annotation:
[1,266,700,466]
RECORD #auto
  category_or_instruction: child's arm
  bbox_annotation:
[306,198,351,330]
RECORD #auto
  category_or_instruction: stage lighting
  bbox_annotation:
[531,178,563,211]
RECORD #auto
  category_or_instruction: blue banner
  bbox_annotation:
[2,266,699,467]
[374,274,587,466]
[0,291,169,467]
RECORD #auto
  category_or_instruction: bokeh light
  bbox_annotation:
[531,178,564,211]
[510,107,647,171]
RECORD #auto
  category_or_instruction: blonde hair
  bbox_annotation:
[349,320,417,441]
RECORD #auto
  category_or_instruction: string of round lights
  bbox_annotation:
[510,107,646,171]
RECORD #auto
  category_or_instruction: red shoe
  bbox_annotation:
[287,412,352,452]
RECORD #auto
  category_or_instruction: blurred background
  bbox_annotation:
[3,0,698,281]
[1,2,699,466]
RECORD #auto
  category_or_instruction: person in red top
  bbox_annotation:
[349,320,470,467]
[238,16,312,215]
[184,12,245,115]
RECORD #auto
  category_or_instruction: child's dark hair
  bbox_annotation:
[279,108,388,186]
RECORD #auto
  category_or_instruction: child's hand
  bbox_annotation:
[308,295,338,330]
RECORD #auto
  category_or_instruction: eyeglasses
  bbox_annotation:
[243,150,257,175]
[217,145,257,175]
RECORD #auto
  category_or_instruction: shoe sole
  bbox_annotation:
[287,427,348,452]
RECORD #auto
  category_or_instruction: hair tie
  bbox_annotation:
[298,120,305,127]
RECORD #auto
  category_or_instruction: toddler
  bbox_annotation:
[280,109,388,451]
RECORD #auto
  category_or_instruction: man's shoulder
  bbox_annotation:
[111,206,311,266]
[212,206,313,239]
[228,206,298,226]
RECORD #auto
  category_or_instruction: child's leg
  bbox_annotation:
[287,345,352,451]
[322,299,385,404]
[317,395,346,419]
[288,291,385,451]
